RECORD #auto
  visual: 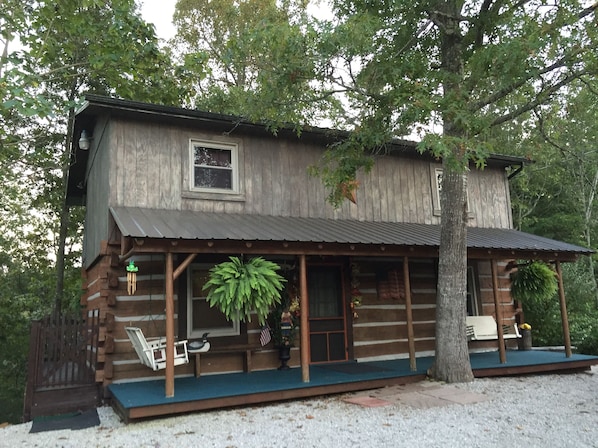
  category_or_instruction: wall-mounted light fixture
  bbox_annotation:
[78,130,92,150]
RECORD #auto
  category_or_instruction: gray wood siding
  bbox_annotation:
[83,117,112,267]
[106,118,513,228]
[468,168,512,228]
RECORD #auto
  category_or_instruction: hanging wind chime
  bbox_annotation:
[126,260,139,295]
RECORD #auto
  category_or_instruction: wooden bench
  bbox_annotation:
[190,344,263,378]
[466,316,521,341]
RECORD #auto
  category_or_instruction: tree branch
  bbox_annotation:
[579,1,598,19]
[533,108,571,155]
[490,69,587,127]
[473,0,495,48]
[579,77,598,96]
[394,19,434,58]
[468,0,530,49]
[472,52,580,111]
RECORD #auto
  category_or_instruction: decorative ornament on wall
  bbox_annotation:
[350,262,363,318]
[126,260,139,295]
[340,179,360,204]
[377,268,405,300]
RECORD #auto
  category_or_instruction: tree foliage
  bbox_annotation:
[0,0,188,423]
[172,0,339,128]
[505,82,598,354]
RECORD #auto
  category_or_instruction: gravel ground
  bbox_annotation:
[2,366,597,448]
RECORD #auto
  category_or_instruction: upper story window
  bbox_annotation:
[431,167,443,216]
[190,140,239,194]
[430,164,474,219]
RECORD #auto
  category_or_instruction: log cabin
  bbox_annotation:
[66,94,593,404]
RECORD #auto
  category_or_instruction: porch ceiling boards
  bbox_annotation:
[110,206,593,261]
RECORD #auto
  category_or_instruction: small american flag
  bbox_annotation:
[260,325,272,346]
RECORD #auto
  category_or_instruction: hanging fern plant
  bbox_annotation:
[203,256,286,325]
[510,261,558,304]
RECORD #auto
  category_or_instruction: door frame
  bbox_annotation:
[306,260,353,364]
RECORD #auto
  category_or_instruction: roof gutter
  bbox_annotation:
[508,163,525,180]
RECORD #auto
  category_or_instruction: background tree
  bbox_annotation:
[508,82,598,353]
[2,0,187,312]
[0,0,187,423]
[172,0,339,126]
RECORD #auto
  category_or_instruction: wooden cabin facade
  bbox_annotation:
[66,95,592,397]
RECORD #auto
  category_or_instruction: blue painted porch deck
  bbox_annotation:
[108,350,598,422]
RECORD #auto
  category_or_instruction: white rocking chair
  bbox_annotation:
[125,326,189,371]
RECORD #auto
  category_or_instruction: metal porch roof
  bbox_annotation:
[110,207,593,257]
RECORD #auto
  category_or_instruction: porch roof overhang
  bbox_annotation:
[110,207,593,262]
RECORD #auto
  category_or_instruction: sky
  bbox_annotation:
[139,0,177,41]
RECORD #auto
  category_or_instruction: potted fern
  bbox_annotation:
[511,261,558,305]
[202,256,286,326]
[510,261,558,350]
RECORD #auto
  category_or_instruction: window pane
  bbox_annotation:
[189,267,239,337]
[194,167,232,189]
[192,299,234,329]
[191,271,209,297]
[466,266,479,316]
[308,268,342,318]
[194,147,231,167]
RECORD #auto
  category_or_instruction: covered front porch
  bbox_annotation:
[108,350,598,422]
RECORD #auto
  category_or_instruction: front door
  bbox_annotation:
[308,265,347,363]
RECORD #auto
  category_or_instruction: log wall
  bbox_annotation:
[351,258,519,361]
[85,247,518,387]
[84,249,291,387]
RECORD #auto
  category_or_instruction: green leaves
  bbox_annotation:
[172,0,337,129]
[202,256,286,325]
[511,262,558,304]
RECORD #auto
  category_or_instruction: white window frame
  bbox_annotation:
[431,166,444,216]
[189,139,239,195]
[430,164,474,219]
[187,264,240,339]
[466,265,482,316]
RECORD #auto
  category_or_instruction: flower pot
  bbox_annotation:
[518,329,532,351]
[278,345,291,370]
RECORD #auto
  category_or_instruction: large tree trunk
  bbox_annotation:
[54,199,70,315]
[428,0,474,382]
[54,98,76,314]
[429,163,474,382]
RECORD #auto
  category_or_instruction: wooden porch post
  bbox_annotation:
[491,259,506,364]
[403,257,416,371]
[556,261,573,357]
[299,254,310,383]
[163,252,197,398]
[165,251,175,397]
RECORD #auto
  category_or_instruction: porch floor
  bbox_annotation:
[108,350,598,422]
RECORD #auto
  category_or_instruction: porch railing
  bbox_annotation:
[23,309,100,421]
